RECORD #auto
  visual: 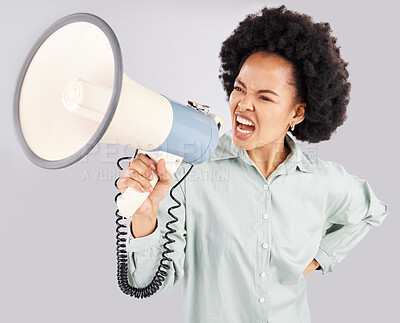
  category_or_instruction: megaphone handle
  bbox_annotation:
[117,150,183,218]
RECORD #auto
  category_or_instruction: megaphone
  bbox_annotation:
[13,13,223,218]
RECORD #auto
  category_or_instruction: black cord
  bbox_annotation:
[114,150,193,298]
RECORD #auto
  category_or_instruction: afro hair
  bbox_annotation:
[219,5,351,143]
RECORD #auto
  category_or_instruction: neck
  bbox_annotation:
[247,134,290,179]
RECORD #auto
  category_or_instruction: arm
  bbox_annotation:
[303,258,321,275]
[314,162,389,275]
[125,164,188,296]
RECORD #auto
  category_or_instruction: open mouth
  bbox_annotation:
[235,115,255,134]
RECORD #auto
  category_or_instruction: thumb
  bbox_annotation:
[156,158,173,185]
[147,158,173,205]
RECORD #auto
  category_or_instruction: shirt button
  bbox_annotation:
[259,297,265,303]
[262,242,269,249]
[263,184,269,190]
[260,272,266,278]
[262,213,269,219]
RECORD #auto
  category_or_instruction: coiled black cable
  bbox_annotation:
[114,150,193,298]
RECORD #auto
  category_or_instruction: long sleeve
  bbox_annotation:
[125,164,188,296]
[314,162,389,275]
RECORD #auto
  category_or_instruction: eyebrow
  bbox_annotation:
[235,78,280,98]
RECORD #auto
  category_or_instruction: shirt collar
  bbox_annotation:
[208,129,314,174]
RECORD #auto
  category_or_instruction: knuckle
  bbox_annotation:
[126,178,139,189]
[117,178,125,188]
[128,160,136,169]
[136,166,147,177]
[135,173,145,182]
[130,171,140,180]
[142,179,150,189]
[136,165,150,178]
[130,173,148,187]
[139,154,152,165]
[137,153,148,162]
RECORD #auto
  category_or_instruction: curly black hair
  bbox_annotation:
[219,5,351,143]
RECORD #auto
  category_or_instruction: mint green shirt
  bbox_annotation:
[126,130,389,323]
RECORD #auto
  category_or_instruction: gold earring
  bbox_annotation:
[290,123,295,131]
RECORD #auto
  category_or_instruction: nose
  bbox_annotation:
[238,95,254,111]
[238,101,254,111]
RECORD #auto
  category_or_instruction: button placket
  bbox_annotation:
[257,181,270,314]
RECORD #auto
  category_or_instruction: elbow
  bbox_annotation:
[365,202,389,227]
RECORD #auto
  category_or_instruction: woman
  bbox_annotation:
[117,5,389,322]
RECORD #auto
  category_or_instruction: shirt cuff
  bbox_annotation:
[314,247,335,275]
[126,218,164,288]
[126,218,162,253]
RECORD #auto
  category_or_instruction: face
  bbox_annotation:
[229,51,306,151]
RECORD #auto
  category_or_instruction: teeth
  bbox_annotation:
[236,125,253,134]
[236,115,254,126]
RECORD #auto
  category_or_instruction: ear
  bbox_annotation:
[293,103,306,123]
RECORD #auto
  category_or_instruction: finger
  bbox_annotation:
[118,167,153,193]
[117,175,135,194]
[126,171,154,192]
[130,153,156,171]
[123,177,146,193]
[127,161,154,181]
[116,177,127,193]
[117,177,134,194]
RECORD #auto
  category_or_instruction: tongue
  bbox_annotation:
[239,123,255,131]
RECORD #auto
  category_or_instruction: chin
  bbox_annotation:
[232,135,256,151]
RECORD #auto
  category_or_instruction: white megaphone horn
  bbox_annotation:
[14,13,223,218]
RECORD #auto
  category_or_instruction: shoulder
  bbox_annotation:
[312,157,368,193]
[307,153,352,180]
[311,156,376,219]
[307,155,353,204]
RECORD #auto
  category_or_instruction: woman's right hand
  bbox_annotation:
[116,153,173,236]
